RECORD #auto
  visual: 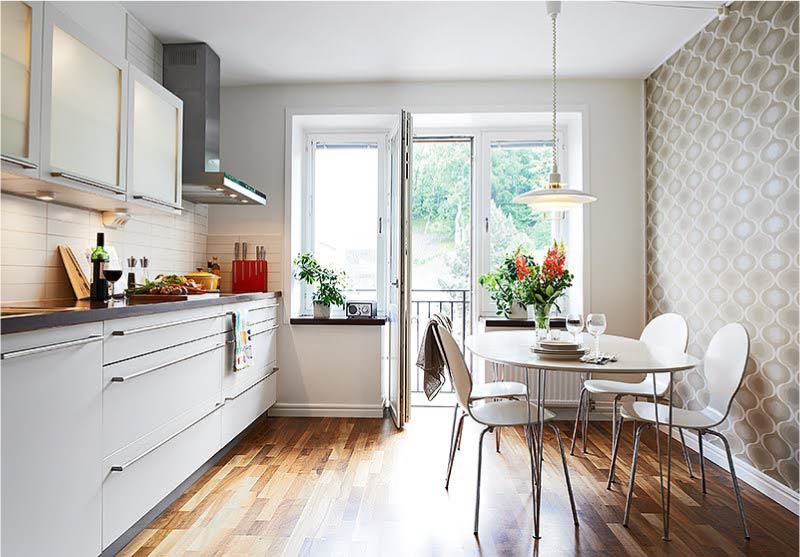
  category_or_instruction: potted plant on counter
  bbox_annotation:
[293,253,346,318]
[479,248,535,319]
[520,241,573,336]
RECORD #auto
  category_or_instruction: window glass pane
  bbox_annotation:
[411,140,471,291]
[489,140,555,268]
[313,142,378,298]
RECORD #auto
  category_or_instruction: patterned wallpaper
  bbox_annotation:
[645,1,798,491]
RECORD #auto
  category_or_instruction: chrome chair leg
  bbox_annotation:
[570,387,587,455]
[624,423,651,527]
[679,428,695,478]
[446,413,466,490]
[582,389,590,453]
[474,426,492,535]
[446,404,458,479]
[496,427,501,453]
[607,415,624,489]
[610,396,620,482]
[705,429,750,539]
[550,422,579,525]
[698,430,707,494]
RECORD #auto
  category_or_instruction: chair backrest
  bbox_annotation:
[704,323,750,425]
[641,313,689,392]
[432,322,472,411]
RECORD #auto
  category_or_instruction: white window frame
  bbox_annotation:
[475,128,572,317]
[301,131,388,316]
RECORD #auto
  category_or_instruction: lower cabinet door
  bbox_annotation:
[102,400,222,548]
[221,371,277,447]
[1,323,103,557]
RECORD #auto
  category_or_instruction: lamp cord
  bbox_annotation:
[551,12,558,173]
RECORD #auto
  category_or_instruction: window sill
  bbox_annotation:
[290,316,387,326]
[480,316,566,329]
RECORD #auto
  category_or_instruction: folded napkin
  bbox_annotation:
[232,310,253,371]
[416,313,453,401]
[580,353,618,365]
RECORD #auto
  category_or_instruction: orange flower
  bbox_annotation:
[542,242,566,280]
[515,253,530,281]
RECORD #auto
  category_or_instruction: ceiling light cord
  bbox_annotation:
[551,11,558,174]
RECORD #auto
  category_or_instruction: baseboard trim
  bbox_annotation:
[665,427,799,516]
[269,402,384,418]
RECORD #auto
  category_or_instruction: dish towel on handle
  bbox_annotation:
[416,313,453,401]
[232,311,253,371]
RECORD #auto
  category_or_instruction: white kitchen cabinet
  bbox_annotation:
[126,65,183,212]
[0,322,103,557]
[0,0,42,179]
[39,2,128,200]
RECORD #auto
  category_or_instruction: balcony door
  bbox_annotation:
[387,110,413,429]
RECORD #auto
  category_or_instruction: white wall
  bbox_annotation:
[211,79,647,414]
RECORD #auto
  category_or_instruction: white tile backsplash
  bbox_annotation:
[0,194,209,303]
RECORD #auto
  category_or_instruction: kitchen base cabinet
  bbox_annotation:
[102,400,222,549]
[1,322,103,557]
[221,371,278,447]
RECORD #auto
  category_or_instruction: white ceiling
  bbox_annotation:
[124,1,723,86]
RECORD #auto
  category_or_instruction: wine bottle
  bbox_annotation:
[90,232,110,301]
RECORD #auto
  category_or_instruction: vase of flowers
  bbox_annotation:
[479,248,535,319]
[293,253,346,318]
[520,242,574,339]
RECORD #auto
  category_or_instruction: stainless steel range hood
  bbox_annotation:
[163,43,267,205]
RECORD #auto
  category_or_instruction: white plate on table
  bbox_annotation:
[538,339,582,351]
[531,346,589,360]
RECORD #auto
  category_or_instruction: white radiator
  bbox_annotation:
[481,361,584,407]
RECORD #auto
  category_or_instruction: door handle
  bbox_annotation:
[391,279,399,287]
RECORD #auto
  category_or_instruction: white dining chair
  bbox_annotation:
[612,323,750,538]
[436,316,527,488]
[432,322,578,534]
[569,313,695,483]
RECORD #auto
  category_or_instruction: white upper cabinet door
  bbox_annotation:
[127,65,183,211]
[40,3,127,199]
[0,0,42,178]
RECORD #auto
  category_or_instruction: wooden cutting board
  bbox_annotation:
[127,291,220,304]
[58,245,91,300]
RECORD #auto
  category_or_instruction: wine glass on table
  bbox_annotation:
[566,314,584,344]
[586,313,607,357]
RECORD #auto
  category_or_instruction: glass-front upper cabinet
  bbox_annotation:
[0,0,42,178]
[126,66,183,212]
[40,3,127,199]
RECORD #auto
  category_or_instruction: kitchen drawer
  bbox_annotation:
[103,334,225,458]
[222,319,278,398]
[224,299,279,329]
[103,306,225,364]
[102,399,222,549]
[221,370,277,447]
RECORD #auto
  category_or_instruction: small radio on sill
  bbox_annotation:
[346,301,377,319]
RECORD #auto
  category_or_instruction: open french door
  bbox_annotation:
[387,110,413,429]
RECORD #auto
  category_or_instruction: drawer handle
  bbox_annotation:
[1,154,37,170]
[112,313,222,336]
[110,402,223,473]
[110,343,226,382]
[132,194,182,211]
[0,335,102,360]
[50,171,125,195]
[224,370,276,401]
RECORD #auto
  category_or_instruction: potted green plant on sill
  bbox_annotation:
[293,253,346,319]
[478,248,536,319]
[519,241,574,335]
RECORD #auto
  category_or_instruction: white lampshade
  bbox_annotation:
[513,187,596,211]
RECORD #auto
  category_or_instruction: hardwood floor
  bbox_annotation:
[119,408,798,556]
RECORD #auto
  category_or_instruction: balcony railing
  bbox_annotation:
[410,289,470,394]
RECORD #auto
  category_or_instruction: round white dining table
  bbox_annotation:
[464,330,700,541]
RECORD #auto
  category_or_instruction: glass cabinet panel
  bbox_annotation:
[131,79,180,204]
[50,25,121,187]
[1,1,32,158]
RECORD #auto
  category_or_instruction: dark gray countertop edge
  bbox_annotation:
[290,316,386,326]
[0,292,282,335]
